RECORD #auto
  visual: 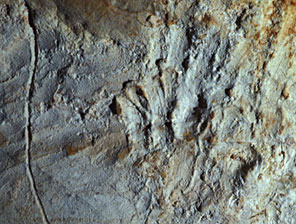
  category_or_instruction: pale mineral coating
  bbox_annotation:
[1,0,296,223]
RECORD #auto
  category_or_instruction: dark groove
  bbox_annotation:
[143,123,152,148]
[122,80,133,90]
[225,86,233,98]
[182,27,195,72]
[182,55,190,71]
[135,85,149,110]
[165,99,177,141]
[109,96,121,115]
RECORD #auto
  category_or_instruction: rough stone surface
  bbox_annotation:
[1,0,296,223]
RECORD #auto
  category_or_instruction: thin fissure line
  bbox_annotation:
[22,1,50,223]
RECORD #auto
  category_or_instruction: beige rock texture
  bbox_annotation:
[1,0,296,223]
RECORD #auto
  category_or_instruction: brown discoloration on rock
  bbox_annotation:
[167,20,177,26]
[135,85,147,99]
[0,132,6,147]
[65,143,92,156]
[183,131,194,142]
[209,136,216,144]
[200,13,218,27]
[210,111,215,120]
[117,147,131,161]
[65,145,79,156]
[249,209,267,220]
[280,121,291,135]
[116,101,122,115]
[281,85,290,99]
[278,0,296,41]
[263,113,275,130]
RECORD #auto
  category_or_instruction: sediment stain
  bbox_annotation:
[52,0,159,39]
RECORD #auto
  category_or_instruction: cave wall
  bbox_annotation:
[1,0,296,223]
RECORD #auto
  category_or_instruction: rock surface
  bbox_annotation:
[1,0,296,223]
